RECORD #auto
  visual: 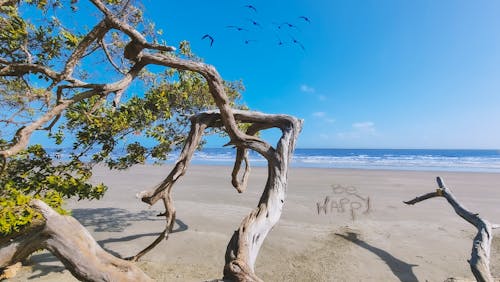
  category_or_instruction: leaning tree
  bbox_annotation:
[0,0,302,281]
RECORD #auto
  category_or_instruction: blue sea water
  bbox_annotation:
[47,148,500,172]
[172,148,500,172]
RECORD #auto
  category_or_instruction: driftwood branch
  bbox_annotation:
[131,113,219,261]
[404,176,498,282]
[231,146,250,193]
[136,110,302,281]
[0,200,152,281]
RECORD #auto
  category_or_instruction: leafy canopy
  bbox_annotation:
[0,0,244,235]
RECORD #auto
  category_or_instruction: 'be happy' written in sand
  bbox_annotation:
[316,184,371,220]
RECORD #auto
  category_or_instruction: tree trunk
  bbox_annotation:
[137,110,303,281]
[0,200,152,282]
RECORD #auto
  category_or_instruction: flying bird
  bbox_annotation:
[274,33,286,46]
[247,19,262,28]
[226,25,248,31]
[291,37,305,50]
[201,34,214,47]
[298,16,311,23]
[281,22,299,29]
[244,39,258,44]
[244,4,257,13]
[272,22,283,29]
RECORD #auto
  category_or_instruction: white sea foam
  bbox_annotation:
[48,148,500,172]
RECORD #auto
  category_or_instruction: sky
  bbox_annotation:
[139,0,500,149]
[27,1,500,149]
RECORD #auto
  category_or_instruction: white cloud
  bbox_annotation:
[311,112,336,124]
[337,121,376,139]
[352,122,375,133]
[300,84,315,93]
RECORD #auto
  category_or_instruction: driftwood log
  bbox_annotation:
[0,200,152,281]
[137,110,303,281]
[404,177,500,282]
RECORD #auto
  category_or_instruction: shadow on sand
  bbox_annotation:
[336,232,419,282]
[97,218,189,257]
[26,253,67,280]
[25,215,188,279]
[71,208,163,232]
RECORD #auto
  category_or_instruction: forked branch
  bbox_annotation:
[136,110,302,281]
[404,177,498,282]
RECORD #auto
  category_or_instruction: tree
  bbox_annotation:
[0,0,302,281]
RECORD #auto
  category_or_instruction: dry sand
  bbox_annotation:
[7,165,500,281]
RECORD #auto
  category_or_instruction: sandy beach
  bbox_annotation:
[8,165,500,281]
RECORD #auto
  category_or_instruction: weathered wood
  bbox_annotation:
[404,177,499,282]
[0,200,152,282]
[137,110,302,281]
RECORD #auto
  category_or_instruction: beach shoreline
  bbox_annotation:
[9,165,500,281]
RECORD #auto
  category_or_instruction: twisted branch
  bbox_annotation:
[136,110,302,281]
[404,177,499,282]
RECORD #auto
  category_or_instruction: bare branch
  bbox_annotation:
[141,53,274,160]
[61,19,111,79]
[403,191,440,205]
[100,39,126,74]
[89,0,175,52]
[137,113,218,206]
[404,176,497,282]
[0,62,60,80]
[231,146,250,193]
[127,192,176,262]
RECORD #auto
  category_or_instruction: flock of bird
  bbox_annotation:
[201,3,311,51]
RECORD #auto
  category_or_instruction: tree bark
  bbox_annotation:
[137,110,302,281]
[0,200,152,282]
[404,177,499,282]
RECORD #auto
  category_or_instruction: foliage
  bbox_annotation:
[0,0,244,235]
[0,143,106,235]
[64,71,243,169]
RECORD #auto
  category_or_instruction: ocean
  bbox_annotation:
[172,148,500,173]
[47,148,500,173]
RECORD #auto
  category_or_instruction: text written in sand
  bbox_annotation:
[316,184,371,220]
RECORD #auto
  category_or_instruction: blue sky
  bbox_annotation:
[140,0,500,149]
[26,1,500,149]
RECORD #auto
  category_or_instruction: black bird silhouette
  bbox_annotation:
[247,19,262,28]
[244,39,258,44]
[274,33,286,46]
[244,4,257,12]
[272,22,283,29]
[291,36,305,50]
[281,22,299,29]
[201,34,214,47]
[226,25,248,31]
[298,16,311,23]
